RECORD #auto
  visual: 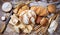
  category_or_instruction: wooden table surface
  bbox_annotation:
[0,0,60,35]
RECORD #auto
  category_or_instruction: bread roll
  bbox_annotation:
[18,23,25,29]
[48,4,56,13]
[17,9,23,15]
[35,7,41,15]
[40,18,48,26]
[21,5,29,10]
[39,8,48,16]
[30,6,38,12]
[31,6,48,16]
[13,3,26,14]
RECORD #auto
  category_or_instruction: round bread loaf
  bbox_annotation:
[48,4,56,13]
